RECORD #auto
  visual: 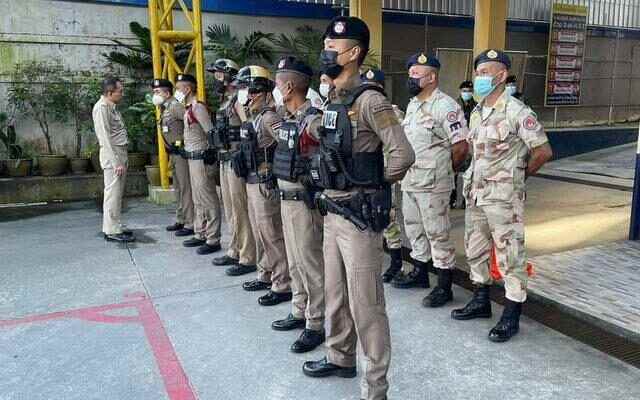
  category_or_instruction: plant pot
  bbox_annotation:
[149,154,159,166]
[38,154,68,176]
[128,152,149,171]
[70,157,90,175]
[90,152,102,174]
[7,159,33,177]
[145,165,161,186]
[0,159,7,177]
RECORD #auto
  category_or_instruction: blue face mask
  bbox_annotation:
[474,75,496,98]
[461,92,473,101]
[505,85,517,96]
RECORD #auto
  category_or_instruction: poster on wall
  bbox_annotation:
[544,3,589,107]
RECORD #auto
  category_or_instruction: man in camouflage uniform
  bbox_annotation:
[451,49,553,342]
[361,68,405,283]
[175,74,223,255]
[207,59,258,276]
[151,79,194,237]
[392,53,469,309]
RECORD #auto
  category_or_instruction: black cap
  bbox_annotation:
[323,16,370,51]
[151,78,173,90]
[361,68,385,86]
[176,74,197,84]
[459,80,473,89]
[406,52,440,69]
[474,49,511,69]
[506,75,517,84]
[275,56,313,78]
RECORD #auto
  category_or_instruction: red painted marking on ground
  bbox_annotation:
[0,296,197,400]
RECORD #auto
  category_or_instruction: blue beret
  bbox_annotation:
[474,49,511,69]
[406,52,440,69]
[276,56,313,78]
[176,74,197,84]
[324,16,370,50]
[361,68,385,86]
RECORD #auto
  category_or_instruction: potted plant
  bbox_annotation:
[8,60,73,176]
[87,142,102,174]
[124,93,156,171]
[0,114,34,177]
[70,150,91,174]
[69,76,102,175]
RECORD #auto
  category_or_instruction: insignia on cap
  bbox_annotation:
[278,59,286,69]
[487,50,498,59]
[418,54,427,64]
[154,79,159,85]
[334,21,346,34]
[366,70,375,79]
[178,74,183,80]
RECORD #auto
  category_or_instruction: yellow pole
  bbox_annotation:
[349,0,382,67]
[193,0,206,102]
[473,0,508,57]
[149,0,171,189]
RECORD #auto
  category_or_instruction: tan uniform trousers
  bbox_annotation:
[171,154,194,229]
[465,196,528,303]
[101,145,128,235]
[382,183,402,250]
[220,160,256,265]
[281,200,324,331]
[402,191,456,270]
[188,159,222,246]
[246,183,290,293]
[324,213,391,400]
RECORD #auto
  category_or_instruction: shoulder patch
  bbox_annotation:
[446,111,458,123]
[372,102,393,114]
[523,116,537,130]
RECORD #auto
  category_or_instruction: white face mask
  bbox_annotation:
[319,83,332,98]
[506,85,517,96]
[237,88,249,106]
[174,90,186,103]
[272,87,284,107]
[152,94,166,106]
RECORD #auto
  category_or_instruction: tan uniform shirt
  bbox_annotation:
[92,96,128,167]
[401,88,468,193]
[183,101,213,152]
[219,94,243,153]
[323,76,415,198]
[161,97,185,146]
[247,103,282,176]
[464,90,549,205]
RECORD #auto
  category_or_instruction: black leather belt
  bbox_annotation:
[182,150,206,160]
[219,151,234,162]
[279,190,306,201]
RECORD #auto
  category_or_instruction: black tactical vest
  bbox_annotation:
[211,108,241,151]
[310,84,386,190]
[239,113,276,179]
[273,107,321,183]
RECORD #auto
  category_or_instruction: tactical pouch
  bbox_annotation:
[203,148,218,165]
[231,150,248,178]
[367,186,392,232]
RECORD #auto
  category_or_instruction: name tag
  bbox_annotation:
[162,126,169,133]
[322,110,338,130]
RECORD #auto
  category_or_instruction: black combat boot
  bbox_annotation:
[382,248,403,283]
[488,299,522,342]
[451,285,492,320]
[422,268,453,308]
[391,259,431,289]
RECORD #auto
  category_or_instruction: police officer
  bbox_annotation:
[506,75,523,100]
[301,17,415,400]
[175,74,223,255]
[360,68,405,283]
[458,80,476,124]
[391,53,468,309]
[207,59,258,276]
[233,66,292,306]
[152,79,194,237]
[93,76,134,243]
[452,50,552,342]
[269,56,326,353]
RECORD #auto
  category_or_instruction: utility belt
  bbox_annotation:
[218,150,236,162]
[182,148,217,165]
[246,172,276,185]
[316,186,392,232]
[279,189,317,210]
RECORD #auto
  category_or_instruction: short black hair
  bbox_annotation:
[459,80,473,89]
[102,77,122,95]
[506,75,517,84]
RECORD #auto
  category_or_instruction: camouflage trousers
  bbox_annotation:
[465,196,528,302]
[402,190,456,270]
[382,183,402,250]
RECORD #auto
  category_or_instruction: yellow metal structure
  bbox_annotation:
[473,0,508,57]
[349,0,382,66]
[148,0,207,189]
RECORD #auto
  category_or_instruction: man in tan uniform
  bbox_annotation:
[392,53,469,309]
[302,17,415,400]
[233,66,292,306]
[207,59,258,276]
[93,77,134,243]
[360,68,406,283]
[451,49,552,342]
[269,56,325,353]
[175,74,222,255]
[151,79,194,237]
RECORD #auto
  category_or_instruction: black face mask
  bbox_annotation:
[213,79,226,96]
[407,77,423,96]
[319,49,345,79]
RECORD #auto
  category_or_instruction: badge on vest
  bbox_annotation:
[322,110,338,130]
[162,126,169,133]
[240,127,249,139]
